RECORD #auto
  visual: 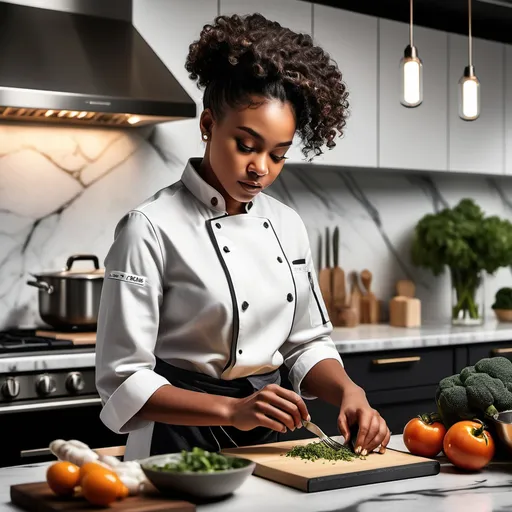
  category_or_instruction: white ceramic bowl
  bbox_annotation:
[139,452,256,499]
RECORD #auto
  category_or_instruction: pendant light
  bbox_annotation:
[458,0,480,120]
[400,0,423,107]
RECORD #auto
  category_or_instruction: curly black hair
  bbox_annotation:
[185,13,349,160]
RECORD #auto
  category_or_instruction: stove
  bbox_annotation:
[0,329,75,352]
[0,329,96,409]
[0,329,125,467]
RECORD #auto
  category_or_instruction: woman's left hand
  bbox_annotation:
[337,385,390,456]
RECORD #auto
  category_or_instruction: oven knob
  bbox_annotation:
[2,377,20,399]
[66,372,85,394]
[36,374,56,397]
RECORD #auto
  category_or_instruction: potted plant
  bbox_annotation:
[411,199,512,326]
[492,287,512,322]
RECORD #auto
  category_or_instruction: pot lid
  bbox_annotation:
[34,268,105,280]
[32,254,105,280]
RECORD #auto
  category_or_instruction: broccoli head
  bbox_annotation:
[459,365,476,384]
[436,356,512,427]
[436,374,462,402]
[464,373,512,418]
[474,357,512,384]
[437,381,474,427]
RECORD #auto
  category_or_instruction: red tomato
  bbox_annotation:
[403,413,447,457]
[443,420,495,470]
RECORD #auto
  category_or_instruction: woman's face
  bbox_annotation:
[201,96,296,205]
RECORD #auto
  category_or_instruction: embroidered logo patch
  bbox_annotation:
[109,271,146,287]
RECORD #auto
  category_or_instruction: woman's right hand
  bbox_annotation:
[228,384,310,433]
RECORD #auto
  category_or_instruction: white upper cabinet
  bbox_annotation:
[132,0,218,163]
[448,34,505,174]
[219,0,312,163]
[506,45,512,175]
[379,20,448,171]
[312,6,378,168]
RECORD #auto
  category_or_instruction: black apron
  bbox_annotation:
[149,357,280,455]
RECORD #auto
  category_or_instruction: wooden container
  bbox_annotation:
[360,270,379,324]
[389,280,421,328]
[494,309,512,322]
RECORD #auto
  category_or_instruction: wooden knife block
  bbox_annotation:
[389,296,421,327]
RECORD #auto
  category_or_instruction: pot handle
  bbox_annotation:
[66,254,100,271]
[26,280,54,294]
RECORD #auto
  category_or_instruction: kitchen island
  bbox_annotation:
[0,436,510,512]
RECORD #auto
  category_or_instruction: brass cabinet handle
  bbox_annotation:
[491,347,512,355]
[372,356,421,366]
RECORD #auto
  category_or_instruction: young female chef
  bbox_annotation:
[95,13,390,461]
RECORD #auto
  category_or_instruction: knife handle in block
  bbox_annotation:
[318,267,333,316]
[331,267,346,309]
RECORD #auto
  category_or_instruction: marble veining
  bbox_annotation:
[1,436,511,512]
[1,121,512,330]
[332,322,512,354]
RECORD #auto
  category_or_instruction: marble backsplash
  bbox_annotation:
[1,121,512,329]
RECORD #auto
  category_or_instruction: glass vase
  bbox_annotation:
[450,268,485,326]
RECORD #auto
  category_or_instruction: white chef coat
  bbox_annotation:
[95,158,343,460]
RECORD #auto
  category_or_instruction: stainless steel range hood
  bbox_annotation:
[0,2,196,127]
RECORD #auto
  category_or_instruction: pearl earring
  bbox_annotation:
[202,132,209,141]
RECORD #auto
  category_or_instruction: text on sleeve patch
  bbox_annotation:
[108,271,146,287]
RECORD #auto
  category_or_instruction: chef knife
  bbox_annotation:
[331,227,346,313]
[318,227,333,318]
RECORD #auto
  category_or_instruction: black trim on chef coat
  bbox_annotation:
[149,358,280,455]
[205,216,297,373]
[205,216,240,372]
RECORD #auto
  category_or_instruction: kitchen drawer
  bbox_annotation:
[468,341,512,365]
[342,348,454,392]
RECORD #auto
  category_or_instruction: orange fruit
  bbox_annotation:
[117,483,130,499]
[79,461,115,484]
[46,461,80,496]
[81,471,120,506]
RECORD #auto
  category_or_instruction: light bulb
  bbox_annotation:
[400,46,423,107]
[458,66,480,121]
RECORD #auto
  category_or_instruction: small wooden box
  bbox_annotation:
[389,296,421,327]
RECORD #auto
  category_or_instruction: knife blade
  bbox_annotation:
[318,232,323,274]
[325,227,331,268]
[333,226,339,268]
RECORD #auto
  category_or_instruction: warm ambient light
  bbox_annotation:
[459,68,480,120]
[400,53,423,107]
[400,0,423,108]
[459,0,480,121]
[0,106,174,127]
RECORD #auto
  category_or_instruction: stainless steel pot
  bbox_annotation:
[27,254,104,330]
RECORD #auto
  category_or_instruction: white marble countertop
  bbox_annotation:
[332,321,512,354]
[1,436,511,512]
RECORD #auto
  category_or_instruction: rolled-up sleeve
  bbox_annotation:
[280,222,343,400]
[95,210,170,434]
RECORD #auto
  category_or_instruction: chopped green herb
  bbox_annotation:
[285,442,361,462]
[150,447,248,473]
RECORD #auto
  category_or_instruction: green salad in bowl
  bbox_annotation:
[140,447,255,498]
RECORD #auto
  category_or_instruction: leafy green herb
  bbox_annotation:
[492,287,512,310]
[411,199,512,321]
[150,447,248,473]
[285,442,360,462]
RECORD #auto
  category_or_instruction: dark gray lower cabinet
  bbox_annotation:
[279,340,512,442]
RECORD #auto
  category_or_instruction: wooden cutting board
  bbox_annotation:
[36,331,96,345]
[222,438,439,493]
[10,482,195,512]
